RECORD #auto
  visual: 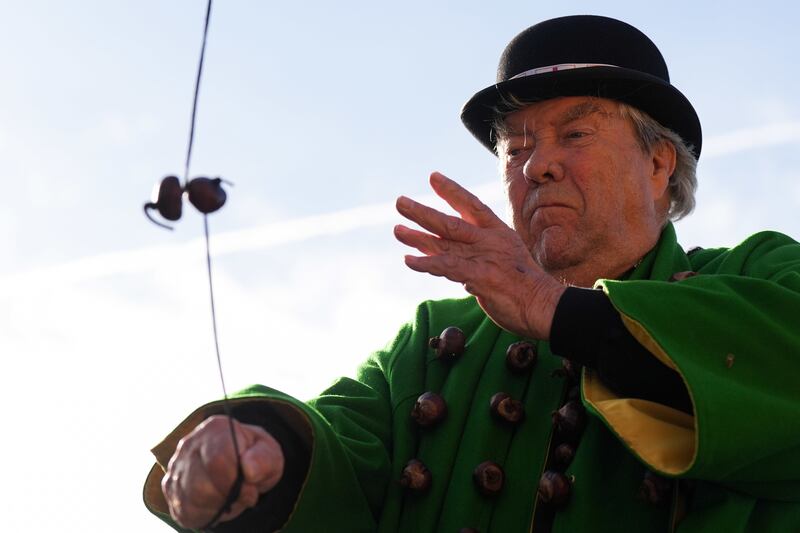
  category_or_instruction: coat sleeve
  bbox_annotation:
[582,231,800,502]
[143,316,423,533]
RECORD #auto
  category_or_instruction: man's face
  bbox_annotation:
[498,96,672,279]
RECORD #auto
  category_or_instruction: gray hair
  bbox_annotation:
[491,96,697,221]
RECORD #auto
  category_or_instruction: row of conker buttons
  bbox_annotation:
[536,358,586,508]
[399,327,468,492]
[400,328,542,533]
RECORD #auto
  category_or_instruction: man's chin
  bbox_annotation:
[532,230,580,272]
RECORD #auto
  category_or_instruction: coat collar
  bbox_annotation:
[623,222,691,282]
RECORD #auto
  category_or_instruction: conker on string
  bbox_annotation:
[144,175,183,223]
[637,470,673,506]
[489,392,525,425]
[552,443,576,469]
[187,176,228,214]
[551,400,587,442]
[505,341,537,373]
[399,459,432,492]
[429,326,466,362]
[411,392,447,427]
[143,175,232,230]
[473,461,504,496]
[153,175,183,220]
[538,470,572,505]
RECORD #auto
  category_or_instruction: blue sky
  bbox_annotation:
[1,1,799,531]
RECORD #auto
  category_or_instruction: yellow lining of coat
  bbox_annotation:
[582,300,699,475]
[143,397,314,523]
[583,371,695,475]
[619,313,678,371]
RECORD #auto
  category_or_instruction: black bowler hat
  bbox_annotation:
[461,15,702,158]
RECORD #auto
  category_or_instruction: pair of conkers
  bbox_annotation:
[429,326,466,362]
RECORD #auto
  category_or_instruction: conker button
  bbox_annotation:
[489,392,525,425]
[411,392,447,427]
[473,461,504,496]
[399,459,432,492]
[552,443,576,469]
[538,470,572,505]
[429,326,466,362]
[551,400,587,443]
[505,341,537,373]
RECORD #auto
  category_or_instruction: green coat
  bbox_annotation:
[144,223,800,532]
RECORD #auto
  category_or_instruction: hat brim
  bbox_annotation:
[460,66,702,158]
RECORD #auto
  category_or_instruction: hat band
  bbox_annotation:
[509,63,618,80]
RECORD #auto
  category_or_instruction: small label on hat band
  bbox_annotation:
[509,63,618,80]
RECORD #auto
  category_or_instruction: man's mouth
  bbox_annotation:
[533,202,572,212]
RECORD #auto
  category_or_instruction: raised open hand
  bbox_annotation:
[394,172,565,340]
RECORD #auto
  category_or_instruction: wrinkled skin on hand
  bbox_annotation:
[161,415,285,529]
[395,172,565,340]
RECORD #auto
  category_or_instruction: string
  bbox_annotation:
[181,0,245,528]
[202,215,244,531]
[183,0,212,188]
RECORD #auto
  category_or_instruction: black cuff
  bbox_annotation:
[550,287,627,368]
[210,404,311,533]
[550,287,693,414]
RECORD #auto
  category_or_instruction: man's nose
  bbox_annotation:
[522,144,564,184]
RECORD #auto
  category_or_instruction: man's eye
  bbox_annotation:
[506,146,529,158]
[566,130,590,139]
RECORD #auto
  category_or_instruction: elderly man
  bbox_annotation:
[144,15,800,532]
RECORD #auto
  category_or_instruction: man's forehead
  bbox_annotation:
[503,97,617,134]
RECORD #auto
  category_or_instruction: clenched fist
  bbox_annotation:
[161,415,285,529]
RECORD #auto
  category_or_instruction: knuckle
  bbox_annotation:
[161,473,174,495]
[204,415,229,430]
[445,217,461,235]
[175,434,193,451]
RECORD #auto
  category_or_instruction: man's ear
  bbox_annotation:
[651,139,677,201]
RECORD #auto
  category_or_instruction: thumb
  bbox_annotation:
[240,432,285,492]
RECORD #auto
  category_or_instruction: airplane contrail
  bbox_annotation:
[701,121,800,158]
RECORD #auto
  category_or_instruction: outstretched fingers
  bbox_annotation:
[403,253,474,286]
[396,195,479,244]
[394,225,460,256]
